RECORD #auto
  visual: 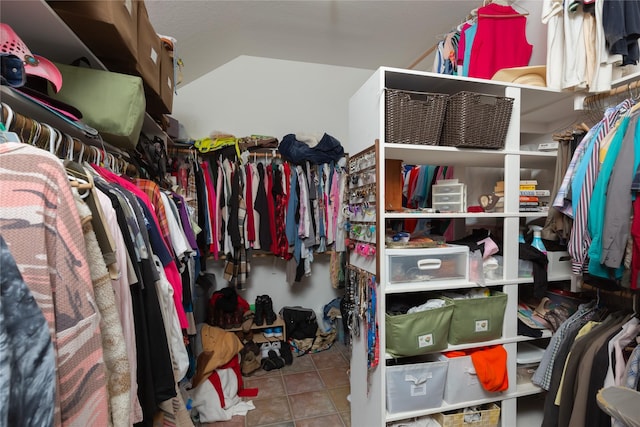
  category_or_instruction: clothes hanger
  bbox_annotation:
[0,103,20,143]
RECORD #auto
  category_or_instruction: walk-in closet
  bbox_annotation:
[1,1,640,427]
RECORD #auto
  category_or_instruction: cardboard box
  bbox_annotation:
[147,43,174,115]
[50,0,138,63]
[136,1,161,97]
[158,45,174,113]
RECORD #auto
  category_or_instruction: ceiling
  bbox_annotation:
[145,0,481,86]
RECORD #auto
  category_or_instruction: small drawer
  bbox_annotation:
[387,245,469,287]
[432,183,465,195]
[432,201,465,213]
[433,193,463,204]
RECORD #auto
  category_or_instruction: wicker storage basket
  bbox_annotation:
[385,88,448,145]
[440,91,514,149]
[433,403,501,427]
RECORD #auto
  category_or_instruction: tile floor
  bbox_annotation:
[201,342,351,427]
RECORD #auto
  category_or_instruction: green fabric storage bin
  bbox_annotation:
[448,291,507,345]
[48,62,146,150]
[386,296,454,357]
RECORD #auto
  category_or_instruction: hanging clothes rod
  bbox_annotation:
[1,103,137,176]
[583,79,640,106]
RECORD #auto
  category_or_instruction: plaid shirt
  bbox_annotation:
[133,178,174,258]
[532,302,596,390]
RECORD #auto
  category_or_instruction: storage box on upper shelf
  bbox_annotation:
[146,35,174,115]
[386,354,448,414]
[135,1,161,97]
[387,246,470,287]
[49,0,139,63]
[386,294,454,357]
[439,353,501,404]
[445,290,507,344]
[440,91,514,150]
[384,88,448,145]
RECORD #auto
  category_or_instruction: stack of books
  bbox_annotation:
[494,180,550,213]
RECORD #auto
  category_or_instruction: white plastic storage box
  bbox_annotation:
[386,355,448,414]
[439,354,498,404]
[547,250,572,281]
[387,246,470,288]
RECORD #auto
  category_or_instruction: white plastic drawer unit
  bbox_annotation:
[387,246,470,287]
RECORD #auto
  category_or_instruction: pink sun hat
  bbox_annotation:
[0,23,63,92]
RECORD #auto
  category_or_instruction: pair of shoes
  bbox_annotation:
[261,349,285,371]
[263,327,284,338]
[254,295,277,326]
[260,341,281,359]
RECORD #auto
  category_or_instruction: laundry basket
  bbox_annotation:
[440,91,514,149]
[385,88,448,145]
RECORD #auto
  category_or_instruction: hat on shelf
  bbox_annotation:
[491,65,547,87]
[0,23,63,92]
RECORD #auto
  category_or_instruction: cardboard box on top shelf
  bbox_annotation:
[49,0,138,64]
[147,41,174,115]
[135,1,161,99]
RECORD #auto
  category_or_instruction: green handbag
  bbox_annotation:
[48,61,145,150]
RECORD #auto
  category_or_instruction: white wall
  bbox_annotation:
[173,55,373,143]
[172,55,372,317]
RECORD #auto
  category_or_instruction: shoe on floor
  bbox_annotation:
[260,342,272,359]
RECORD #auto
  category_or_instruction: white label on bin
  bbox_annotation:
[475,319,489,332]
[410,383,427,397]
[150,48,158,64]
[167,77,172,89]
[417,333,433,348]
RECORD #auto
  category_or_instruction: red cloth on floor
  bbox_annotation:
[444,345,509,392]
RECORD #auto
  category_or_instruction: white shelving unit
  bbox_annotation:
[347,67,582,426]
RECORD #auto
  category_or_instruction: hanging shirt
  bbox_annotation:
[543,0,565,90]
[245,163,256,247]
[468,2,532,79]
[462,22,478,77]
[561,0,587,89]
[0,143,109,426]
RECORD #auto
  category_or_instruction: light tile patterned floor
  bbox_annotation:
[202,342,351,427]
